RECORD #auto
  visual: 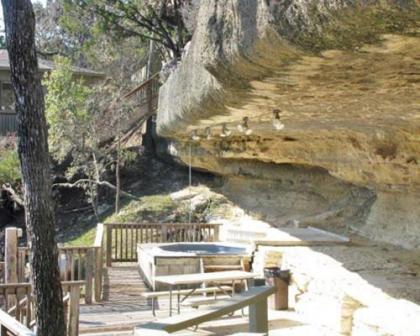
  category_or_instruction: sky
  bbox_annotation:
[0,0,47,30]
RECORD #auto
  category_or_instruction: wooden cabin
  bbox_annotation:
[0,50,104,136]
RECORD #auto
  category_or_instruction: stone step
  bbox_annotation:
[81,331,132,336]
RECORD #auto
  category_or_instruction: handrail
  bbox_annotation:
[0,308,35,336]
[0,281,84,336]
[122,72,160,100]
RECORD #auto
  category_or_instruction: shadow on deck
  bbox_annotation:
[79,263,330,336]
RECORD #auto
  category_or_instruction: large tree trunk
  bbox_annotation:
[1,1,66,335]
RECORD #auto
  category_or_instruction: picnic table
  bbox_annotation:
[154,270,259,316]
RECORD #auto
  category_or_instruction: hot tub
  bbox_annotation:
[137,242,252,290]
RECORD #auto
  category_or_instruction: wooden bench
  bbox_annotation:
[180,295,231,308]
[141,285,233,315]
[134,286,275,335]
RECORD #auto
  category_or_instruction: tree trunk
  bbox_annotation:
[1,1,66,336]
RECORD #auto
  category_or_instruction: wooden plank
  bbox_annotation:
[25,293,31,328]
[106,225,112,267]
[63,294,69,329]
[94,247,103,302]
[93,223,104,248]
[77,252,82,280]
[119,226,123,262]
[140,225,143,244]
[5,229,20,310]
[68,284,80,336]
[155,271,259,286]
[85,249,94,304]
[214,225,220,242]
[5,228,19,284]
[140,286,233,298]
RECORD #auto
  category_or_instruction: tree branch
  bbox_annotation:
[53,179,139,200]
[1,183,24,208]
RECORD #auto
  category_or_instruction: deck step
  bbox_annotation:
[204,265,243,270]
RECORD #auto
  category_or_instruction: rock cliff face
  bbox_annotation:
[156,1,420,248]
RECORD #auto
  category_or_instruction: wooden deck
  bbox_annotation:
[79,263,150,334]
[79,263,331,336]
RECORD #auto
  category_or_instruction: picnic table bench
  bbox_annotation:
[134,286,275,335]
[140,285,233,316]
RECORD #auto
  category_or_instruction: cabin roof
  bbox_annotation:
[0,50,104,78]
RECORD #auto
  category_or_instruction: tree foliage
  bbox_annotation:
[44,56,139,215]
[62,0,194,59]
[44,56,92,163]
[0,135,20,185]
[33,1,83,58]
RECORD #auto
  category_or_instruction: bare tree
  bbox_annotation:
[1,1,66,335]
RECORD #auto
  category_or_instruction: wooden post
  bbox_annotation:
[58,249,67,281]
[213,225,220,242]
[249,298,269,334]
[5,227,21,284]
[106,225,112,267]
[85,249,94,304]
[94,247,103,302]
[63,295,69,329]
[162,225,168,243]
[68,285,80,336]
[17,248,27,282]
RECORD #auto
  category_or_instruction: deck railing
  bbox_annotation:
[58,247,96,304]
[0,307,35,336]
[3,228,103,304]
[104,222,221,266]
[2,221,221,308]
[0,281,84,336]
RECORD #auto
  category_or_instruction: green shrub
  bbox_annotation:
[0,149,20,185]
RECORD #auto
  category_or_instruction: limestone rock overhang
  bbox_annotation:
[156,0,420,191]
